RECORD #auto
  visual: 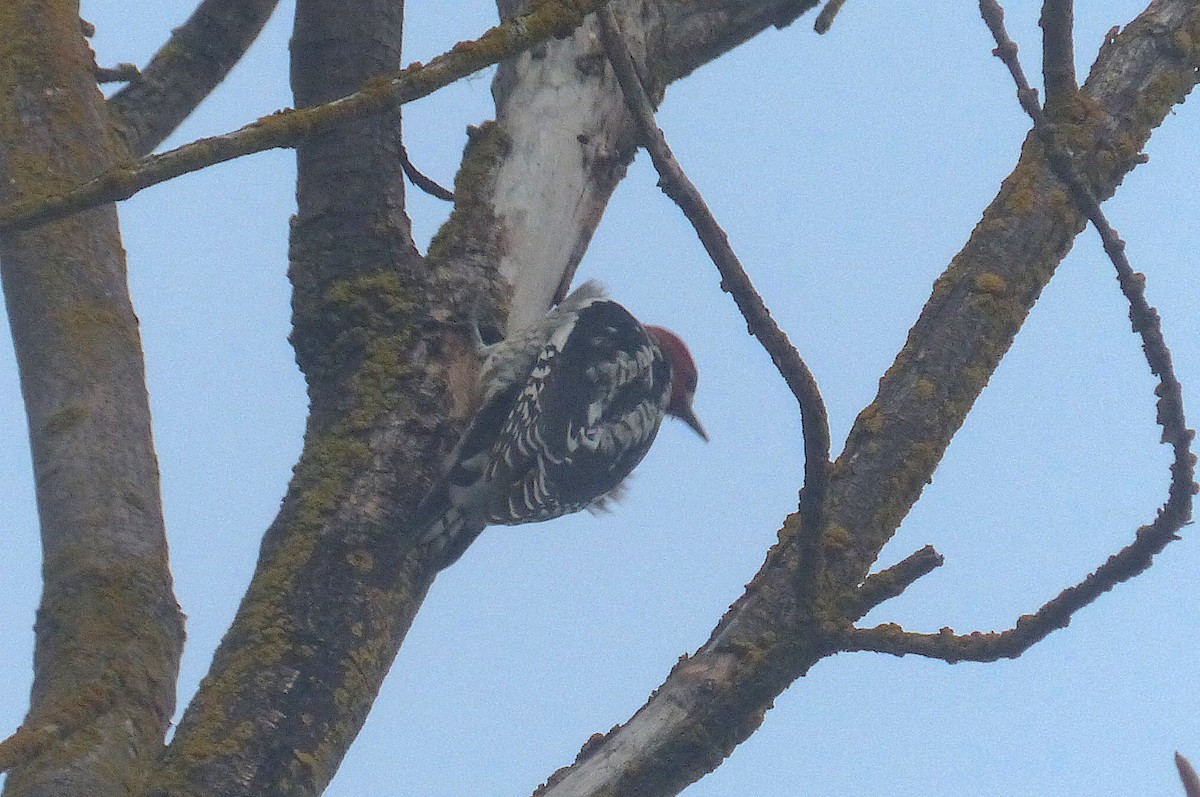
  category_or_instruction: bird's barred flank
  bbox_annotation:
[410,281,706,547]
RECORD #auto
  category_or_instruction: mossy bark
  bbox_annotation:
[145,1,499,795]
[0,3,184,797]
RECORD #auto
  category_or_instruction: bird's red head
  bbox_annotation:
[645,325,707,441]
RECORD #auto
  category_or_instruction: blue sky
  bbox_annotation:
[2,1,1197,794]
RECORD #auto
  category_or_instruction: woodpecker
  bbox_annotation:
[413,281,705,545]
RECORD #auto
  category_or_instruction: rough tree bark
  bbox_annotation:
[0,3,183,797]
[0,1,1194,796]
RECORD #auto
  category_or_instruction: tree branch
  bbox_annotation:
[0,4,184,797]
[778,0,1198,672]
[595,6,831,531]
[1178,753,1200,797]
[144,0,522,793]
[0,0,608,236]
[400,141,455,201]
[845,546,945,619]
[94,62,140,84]
[0,683,114,774]
[484,0,822,331]
[838,500,1200,663]
[107,0,281,155]
[1039,0,1077,113]
[814,0,848,34]
[981,0,1195,590]
[530,1,1200,792]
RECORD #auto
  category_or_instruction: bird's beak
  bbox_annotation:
[678,404,708,442]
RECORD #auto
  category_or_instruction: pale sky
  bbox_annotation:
[2,1,1198,795]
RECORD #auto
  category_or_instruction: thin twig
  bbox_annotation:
[845,546,944,619]
[0,0,606,234]
[595,7,831,533]
[1039,0,1077,113]
[813,0,847,34]
[399,142,454,202]
[837,624,1003,664]
[981,0,1194,544]
[838,503,1200,661]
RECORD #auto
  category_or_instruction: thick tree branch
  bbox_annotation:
[0,4,184,797]
[0,682,113,774]
[107,0,281,155]
[145,0,517,794]
[485,0,822,330]
[0,0,608,236]
[144,0,430,794]
[530,1,1200,793]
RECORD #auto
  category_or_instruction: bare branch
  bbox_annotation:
[107,0,281,155]
[400,141,455,202]
[847,546,944,619]
[0,6,184,796]
[839,500,1200,662]
[531,1,1200,792]
[596,6,832,529]
[0,0,607,235]
[814,0,848,34]
[94,63,140,83]
[1178,753,1200,797]
[1039,0,1077,112]
[836,624,1001,664]
[980,0,1196,606]
[823,0,1199,669]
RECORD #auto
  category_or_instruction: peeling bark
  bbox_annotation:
[489,0,820,328]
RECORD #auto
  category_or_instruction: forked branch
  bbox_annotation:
[832,0,1196,665]
[980,0,1193,553]
[528,1,1199,792]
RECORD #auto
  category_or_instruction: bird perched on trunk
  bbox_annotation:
[413,281,705,546]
